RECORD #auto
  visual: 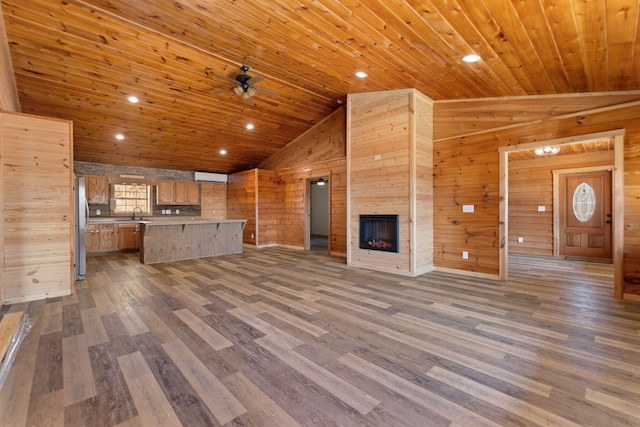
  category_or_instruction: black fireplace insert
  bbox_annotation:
[359,214,399,253]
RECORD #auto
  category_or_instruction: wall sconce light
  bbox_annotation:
[534,146,560,156]
[317,178,326,186]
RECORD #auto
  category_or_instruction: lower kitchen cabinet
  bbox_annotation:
[118,223,140,251]
[86,223,118,253]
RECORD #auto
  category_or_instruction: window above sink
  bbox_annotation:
[111,183,151,216]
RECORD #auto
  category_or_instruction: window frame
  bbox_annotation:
[110,182,152,217]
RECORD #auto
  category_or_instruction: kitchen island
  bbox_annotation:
[139,219,247,264]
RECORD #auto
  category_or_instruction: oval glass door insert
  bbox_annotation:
[573,183,596,222]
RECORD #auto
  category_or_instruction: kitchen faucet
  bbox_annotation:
[131,206,143,220]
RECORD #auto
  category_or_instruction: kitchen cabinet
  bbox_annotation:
[175,181,200,204]
[86,223,117,253]
[118,223,140,251]
[86,224,100,253]
[156,181,199,205]
[86,175,109,204]
[156,181,175,204]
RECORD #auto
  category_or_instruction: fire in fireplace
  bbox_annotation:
[359,215,399,253]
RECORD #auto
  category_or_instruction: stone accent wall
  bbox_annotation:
[74,161,193,181]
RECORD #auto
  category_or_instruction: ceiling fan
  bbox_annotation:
[212,65,279,104]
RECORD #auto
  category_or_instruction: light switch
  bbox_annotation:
[518,237,524,243]
[462,205,474,213]
[96,209,101,215]
[538,206,546,212]
[462,251,469,260]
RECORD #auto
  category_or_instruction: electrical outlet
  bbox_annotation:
[251,233,255,239]
[538,205,546,212]
[176,209,180,214]
[462,251,469,260]
[518,237,524,243]
[161,209,166,214]
[96,209,101,215]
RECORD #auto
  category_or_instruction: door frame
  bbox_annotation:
[499,129,624,299]
[552,166,613,258]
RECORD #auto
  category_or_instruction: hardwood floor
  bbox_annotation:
[1,248,639,426]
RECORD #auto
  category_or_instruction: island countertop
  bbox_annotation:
[139,219,247,264]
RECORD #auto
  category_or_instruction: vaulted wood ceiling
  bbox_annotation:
[2,0,639,173]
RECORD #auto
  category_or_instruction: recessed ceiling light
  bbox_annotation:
[115,134,125,140]
[461,54,481,63]
[355,71,368,78]
[220,149,227,155]
[127,96,139,103]
[246,124,254,130]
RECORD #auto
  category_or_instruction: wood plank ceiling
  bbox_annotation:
[2,0,639,173]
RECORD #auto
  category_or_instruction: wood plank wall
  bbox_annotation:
[1,112,73,303]
[433,98,640,296]
[226,170,257,245]
[247,105,347,255]
[257,169,277,247]
[275,159,346,253]
[509,150,614,256]
[414,91,434,274]
[347,89,433,276]
[258,108,346,170]
[199,182,226,220]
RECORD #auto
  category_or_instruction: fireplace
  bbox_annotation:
[359,215,399,253]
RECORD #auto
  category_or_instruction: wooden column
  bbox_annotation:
[1,112,74,303]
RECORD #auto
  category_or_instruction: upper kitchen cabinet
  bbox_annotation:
[86,175,109,204]
[156,180,175,205]
[175,181,199,205]
[156,181,199,205]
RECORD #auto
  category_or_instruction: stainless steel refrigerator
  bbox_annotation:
[75,176,88,280]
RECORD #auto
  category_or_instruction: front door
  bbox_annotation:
[559,170,612,260]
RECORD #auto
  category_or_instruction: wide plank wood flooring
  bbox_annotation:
[1,247,640,426]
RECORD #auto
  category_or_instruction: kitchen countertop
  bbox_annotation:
[88,217,201,224]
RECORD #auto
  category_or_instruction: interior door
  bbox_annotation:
[559,170,612,260]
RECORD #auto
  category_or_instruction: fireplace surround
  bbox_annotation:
[359,214,399,253]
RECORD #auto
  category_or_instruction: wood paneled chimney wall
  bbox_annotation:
[347,89,434,276]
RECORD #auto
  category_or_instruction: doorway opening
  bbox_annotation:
[499,130,624,298]
[308,177,329,252]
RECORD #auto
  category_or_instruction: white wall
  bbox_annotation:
[311,180,328,236]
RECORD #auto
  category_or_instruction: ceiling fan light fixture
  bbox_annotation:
[247,86,256,97]
[234,86,243,96]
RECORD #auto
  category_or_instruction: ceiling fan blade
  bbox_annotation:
[255,86,280,98]
[213,74,238,84]
[249,75,264,84]
[212,86,234,95]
